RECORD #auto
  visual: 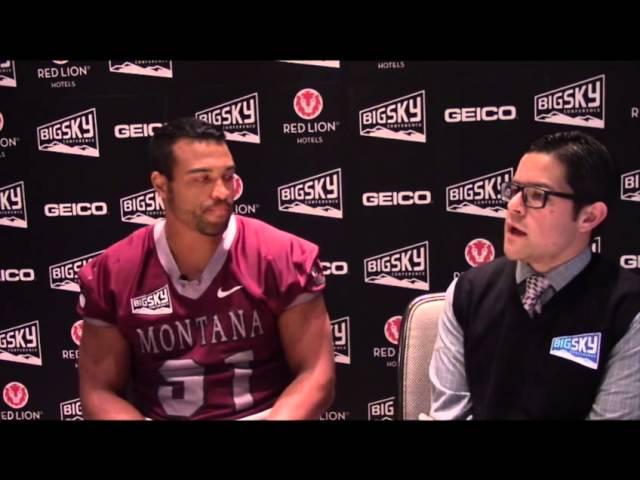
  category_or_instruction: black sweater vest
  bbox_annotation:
[453,255,640,419]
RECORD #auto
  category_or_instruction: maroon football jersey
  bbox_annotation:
[77,215,325,420]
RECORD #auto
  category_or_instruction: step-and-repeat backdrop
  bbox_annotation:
[1,60,638,420]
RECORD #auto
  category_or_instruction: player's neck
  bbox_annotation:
[164,219,221,281]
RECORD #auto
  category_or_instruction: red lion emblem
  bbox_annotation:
[465,238,495,267]
[3,382,29,409]
[71,320,84,346]
[294,88,323,120]
[384,316,402,345]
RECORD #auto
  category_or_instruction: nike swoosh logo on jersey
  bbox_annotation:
[217,285,244,298]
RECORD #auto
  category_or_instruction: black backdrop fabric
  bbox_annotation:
[0,60,638,420]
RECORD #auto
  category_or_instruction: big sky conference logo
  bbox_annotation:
[368,396,395,420]
[0,60,17,87]
[0,181,28,229]
[278,169,343,219]
[109,60,173,78]
[621,170,640,202]
[359,91,426,143]
[35,60,92,89]
[364,242,429,291]
[131,286,173,315]
[534,75,605,129]
[0,321,42,367]
[60,398,83,420]
[37,109,100,157]
[549,333,601,370]
[331,317,350,365]
[121,188,165,225]
[446,168,513,218]
[278,61,340,68]
[49,251,104,293]
[196,93,260,144]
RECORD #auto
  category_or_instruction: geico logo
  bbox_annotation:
[44,202,108,217]
[362,191,431,206]
[320,261,349,275]
[51,261,89,279]
[620,255,640,269]
[444,106,517,123]
[0,268,35,282]
[114,123,163,139]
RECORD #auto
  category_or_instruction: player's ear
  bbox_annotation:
[151,171,168,198]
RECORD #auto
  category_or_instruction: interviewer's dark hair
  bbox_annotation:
[527,130,617,218]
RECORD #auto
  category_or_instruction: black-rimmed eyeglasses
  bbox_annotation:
[500,181,578,209]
